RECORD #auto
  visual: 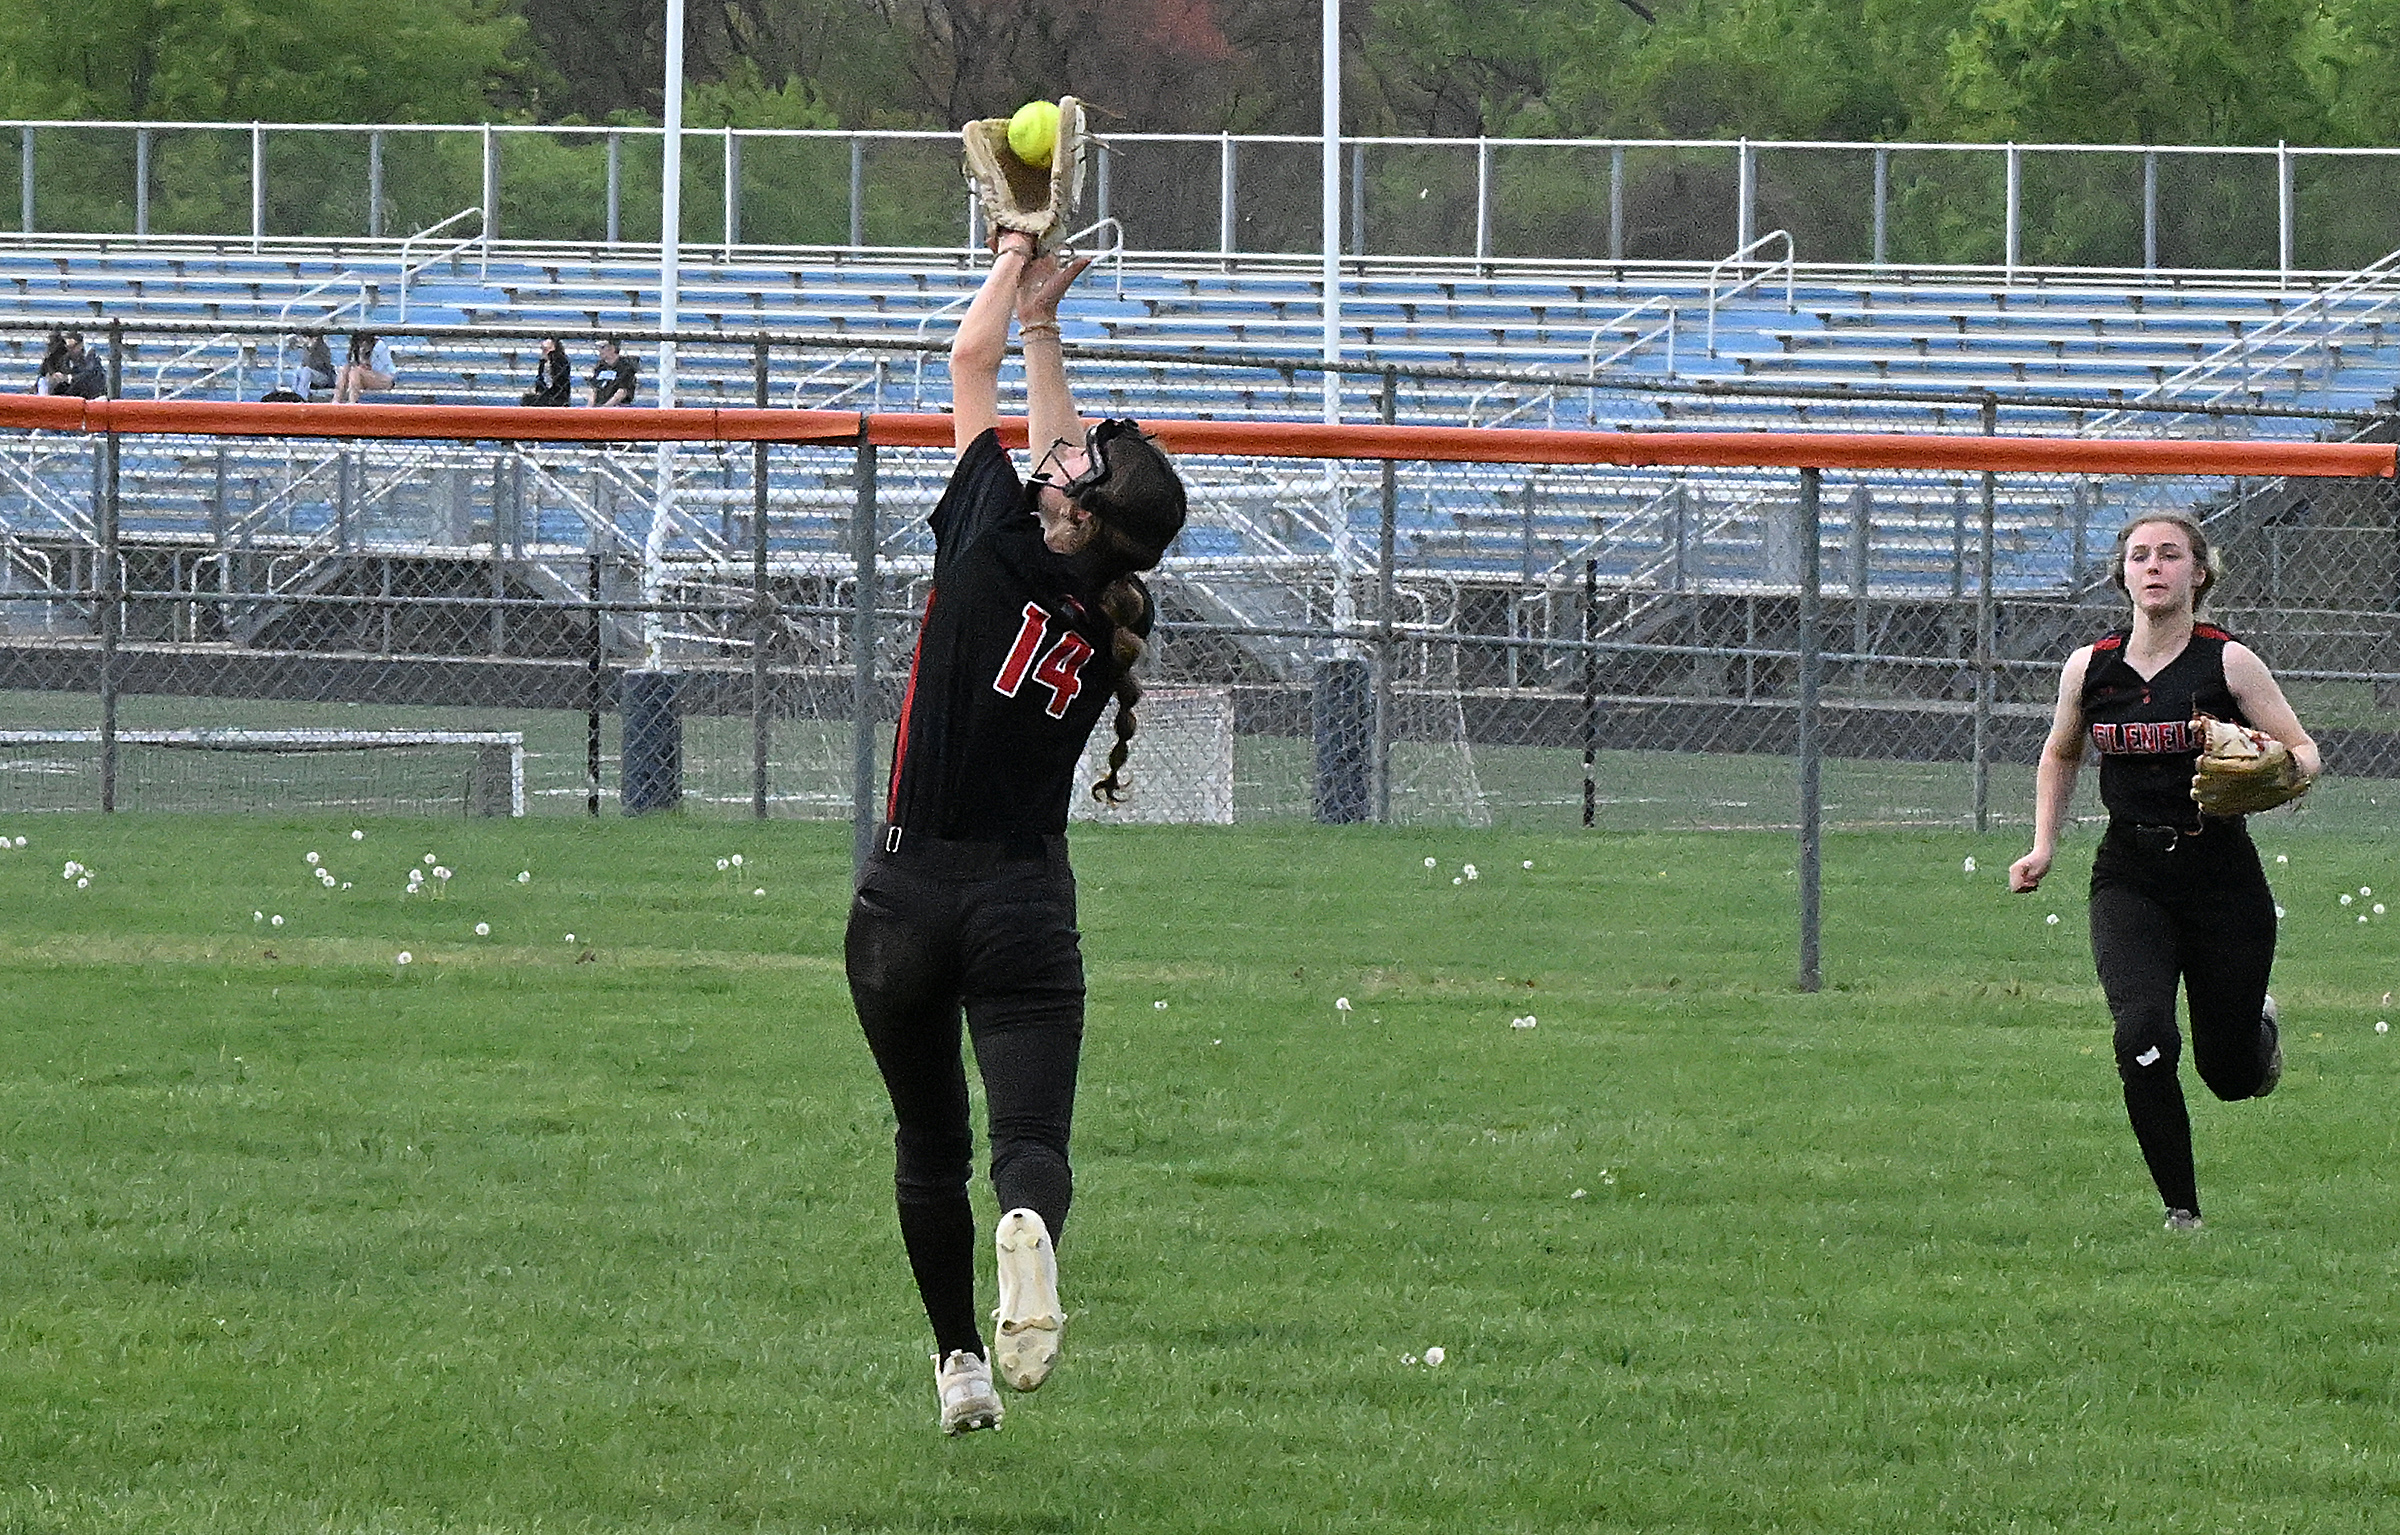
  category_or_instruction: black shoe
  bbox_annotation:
[2165,1208,2203,1232]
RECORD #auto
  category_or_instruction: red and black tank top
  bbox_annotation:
[2080,624,2248,828]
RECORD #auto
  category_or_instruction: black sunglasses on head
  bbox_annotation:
[1033,419,1142,498]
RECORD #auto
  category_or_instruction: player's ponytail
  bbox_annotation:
[1090,573,1149,805]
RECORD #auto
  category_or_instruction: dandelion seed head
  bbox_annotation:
[516,871,530,883]
[730,854,744,867]
[1463,864,1479,880]
[269,914,283,927]
[1571,1189,1587,1200]
[1423,1346,1445,1367]
[1423,857,1437,869]
[305,852,320,866]
[564,933,575,944]
[1153,1000,1168,1010]
[423,854,437,866]
[2379,1021,2390,1035]
[474,922,490,937]
[2276,853,2289,864]
[1962,857,1977,874]
[75,876,88,889]
[752,887,765,897]
[253,910,264,922]
[433,868,450,881]
[2342,893,2355,906]
[1522,860,1534,869]
[1452,876,1463,886]
[350,829,364,841]
[2047,914,2061,927]
[716,858,729,871]
[396,952,412,966]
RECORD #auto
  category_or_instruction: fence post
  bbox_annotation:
[601,131,621,244]
[1581,556,1598,829]
[724,127,739,252]
[1797,466,1822,993]
[1219,133,1237,264]
[1373,366,1397,823]
[481,124,498,245]
[2003,142,2019,283]
[1872,147,1888,265]
[586,544,602,818]
[250,121,264,252]
[2142,150,2157,273]
[752,335,771,821]
[1096,142,1111,227]
[1609,145,1624,262]
[849,136,865,248]
[135,127,150,239]
[99,323,123,813]
[19,126,31,235]
[2276,141,2293,287]
[368,130,384,239]
[1475,136,1492,265]
[1736,137,1754,253]
[851,424,879,876]
[1974,396,1997,833]
[1350,142,1365,256]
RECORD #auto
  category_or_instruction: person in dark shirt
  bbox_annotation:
[588,338,638,406]
[845,227,1186,1435]
[2010,515,2318,1233]
[44,330,106,399]
[520,337,573,406]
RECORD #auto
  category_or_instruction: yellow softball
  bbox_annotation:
[1007,101,1060,169]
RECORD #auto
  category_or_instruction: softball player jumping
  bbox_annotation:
[844,229,1188,1434]
[2010,514,2319,1232]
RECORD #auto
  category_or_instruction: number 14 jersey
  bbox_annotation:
[884,428,1153,840]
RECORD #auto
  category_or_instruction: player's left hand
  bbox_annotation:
[1015,252,1092,326]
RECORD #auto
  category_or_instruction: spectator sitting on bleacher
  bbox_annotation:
[334,332,398,403]
[589,338,638,406]
[521,337,573,406]
[32,330,66,394]
[301,335,337,401]
[41,330,107,399]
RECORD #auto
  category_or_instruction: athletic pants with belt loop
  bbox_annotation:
[844,828,1084,1360]
[2087,821,2277,1217]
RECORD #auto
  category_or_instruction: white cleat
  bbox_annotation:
[934,1349,1002,1435]
[2165,1208,2204,1233]
[992,1207,1064,1392]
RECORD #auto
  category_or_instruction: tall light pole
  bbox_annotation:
[643,0,686,669]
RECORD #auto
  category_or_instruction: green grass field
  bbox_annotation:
[4,814,2399,1533]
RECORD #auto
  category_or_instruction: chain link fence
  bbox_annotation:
[2,356,2396,854]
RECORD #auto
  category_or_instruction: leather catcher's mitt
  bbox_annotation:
[2190,712,2312,816]
[962,97,1087,250]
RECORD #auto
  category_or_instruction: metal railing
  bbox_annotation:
[1705,231,1796,357]
[11,120,2400,282]
[395,206,487,323]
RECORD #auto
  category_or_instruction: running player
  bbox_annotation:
[2009,514,2318,1232]
[844,229,1187,1434]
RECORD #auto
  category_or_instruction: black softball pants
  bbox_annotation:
[2088,822,2278,1218]
[844,831,1084,1361]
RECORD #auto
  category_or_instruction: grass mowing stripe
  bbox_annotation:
[1,815,2396,1532]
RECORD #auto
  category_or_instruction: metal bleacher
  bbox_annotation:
[2,234,2395,627]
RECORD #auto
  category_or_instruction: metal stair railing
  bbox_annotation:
[1705,231,1796,357]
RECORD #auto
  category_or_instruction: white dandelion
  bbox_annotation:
[1463,863,1479,880]
[350,829,365,841]
[269,914,283,927]
[252,910,264,922]
[1962,856,1977,874]
[340,882,351,891]
[564,933,576,944]
[1522,860,1534,869]
[1571,1189,1588,1200]
[2276,854,2289,864]
[423,853,437,866]
[1511,1015,1537,1029]
[730,854,744,867]
[1153,1000,1168,1010]
[2377,905,2388,917]
[75,876,88,889]
[516,871,530,884]
[2276,905,2287,918]
[433,868,450,882]
[305,852,320,866]
[1335,997,1353,1012]
[2342,894,2354,906]
[1423,857,1437,869]
[2046,914,2061,927]
[1423,1346,1446,1367]
[2363,887,2374,898]
[2379,1021,2390,1035]
[716,858,729,871]
[396,952,413,966]
[474,922,490,937]
[752,887,765,897]
[1452,876,1463,886]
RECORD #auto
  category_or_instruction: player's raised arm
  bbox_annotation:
[2010,645,2092,894]
[949,232,1034,456]
[1015,246,1093,466]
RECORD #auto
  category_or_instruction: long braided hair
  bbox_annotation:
[1069,426,1186,804]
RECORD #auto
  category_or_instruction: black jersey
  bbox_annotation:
[885,429,1151,841]
[2081,624,2249,828]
